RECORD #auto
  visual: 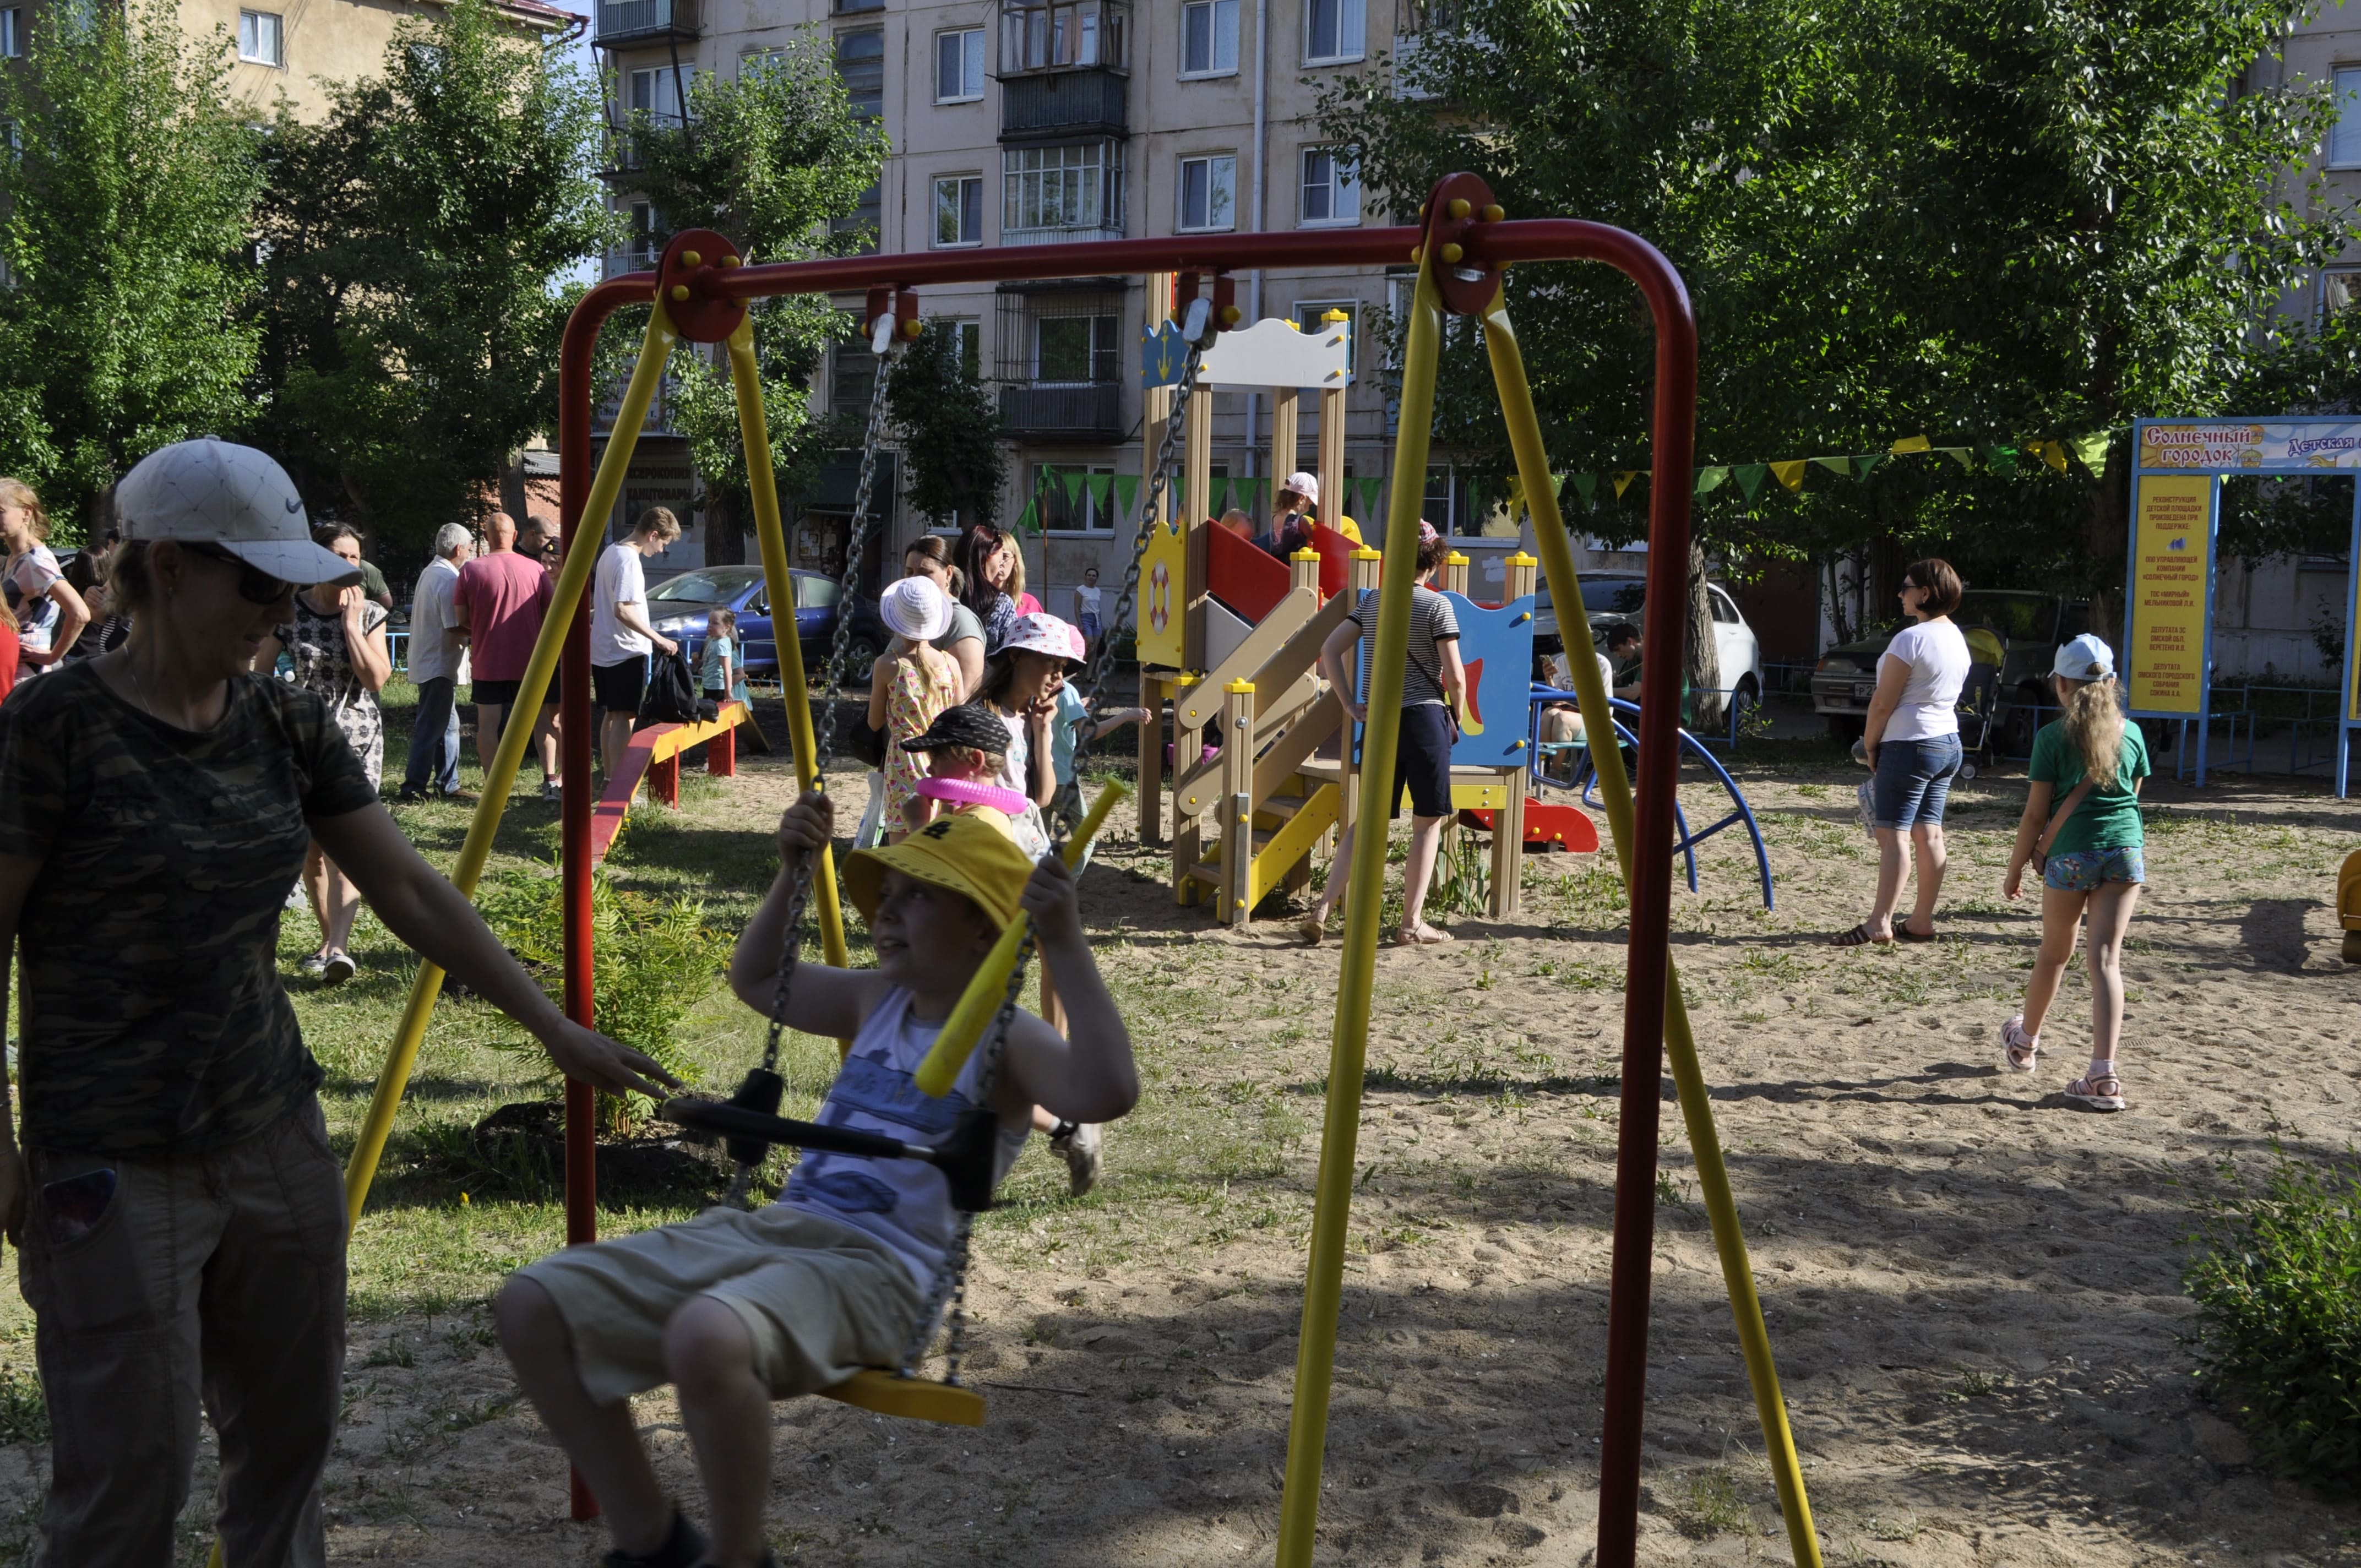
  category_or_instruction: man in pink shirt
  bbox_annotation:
[454,512,563,799]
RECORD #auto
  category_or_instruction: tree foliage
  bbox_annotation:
[0,0,263,535]
[888,322,1004,529]
[1318,0,2357,624]
[252,0,613,551]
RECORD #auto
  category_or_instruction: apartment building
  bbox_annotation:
[592,0,1508,604]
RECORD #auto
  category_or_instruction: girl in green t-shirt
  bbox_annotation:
[2000,635,2150,1111]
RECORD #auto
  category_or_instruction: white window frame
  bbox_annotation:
[2322,268,2361,322]
[935,27,987,103]
[933,173,986,247]
[1304,0,1364,64]
[1177,153,1238,233]
[1299,146,1360,227]
[946,317,984,380]
[2335,68,2361,168]
[237,9,284,67]
[1031,312,1119,385]
[1040,463,1119,535]
[0,10,21,59]
[1003,140,1124,238]
[628,66,685,124]
[1179,0,1239,77]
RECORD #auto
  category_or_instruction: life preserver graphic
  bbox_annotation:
[1149,561,1172,635]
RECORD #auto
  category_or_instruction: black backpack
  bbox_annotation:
[638,645,715,727]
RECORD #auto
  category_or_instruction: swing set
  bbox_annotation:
[310,172,1824,1568]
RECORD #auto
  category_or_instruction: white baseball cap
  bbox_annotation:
[115,438,361,586]
[880,575,954,643]
[1281,471,1320,506]
[997,612,1086,668]
[2052,633,2115,682]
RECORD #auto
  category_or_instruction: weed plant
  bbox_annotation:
[2184,1144,2361,1495]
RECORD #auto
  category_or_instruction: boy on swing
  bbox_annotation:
[496,796,1137,1568]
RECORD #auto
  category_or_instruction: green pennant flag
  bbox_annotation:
[1062,471,1086,511]
[1732,464,1769,502]
[1245,477,1268,517]
[1358,476,1383,522]
[1089,472,1114,509]
[1016,498,1039,535]
[1853,453,1886,480]
[1987,445,2020,477]
[1112,472,1139,520]
[1215,476,1236,516]
[1810,455,1851,478]
[1695,465,1729,494]
[1934,447,1973,470]
[2069,431,2111,480]
[1570,472,1598,508]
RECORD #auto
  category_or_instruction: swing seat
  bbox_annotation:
[819,1369,988,1426]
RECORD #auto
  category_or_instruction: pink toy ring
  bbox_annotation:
[915,776,1030,814]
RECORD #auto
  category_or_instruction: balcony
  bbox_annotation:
[1000,67,1126,141]
[596,0,698,46]
[999,382,1123,442]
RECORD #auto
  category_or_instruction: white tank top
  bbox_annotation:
[778,987,1030,1292]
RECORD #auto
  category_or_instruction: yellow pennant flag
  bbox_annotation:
[1934,447,1973,469]
[1769,459,1808,493]
[2034,439,2069,473]
[1889,434,1932,455]
[2069,432,2110,478]
[1611,470,1639,498]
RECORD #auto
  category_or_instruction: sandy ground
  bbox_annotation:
[13,738,2361,1566]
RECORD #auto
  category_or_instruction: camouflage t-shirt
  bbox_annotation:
[0,661,378,1156]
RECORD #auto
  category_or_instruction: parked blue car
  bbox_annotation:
[644,565,886,684]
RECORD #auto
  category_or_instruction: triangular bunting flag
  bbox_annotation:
[1205,476,1227,516]
[1611,470,1639,498]
[2069,431,2110,480]
[2034,439,2069,473]
[1934,447,1973,469]
[1810,456,1851,477]
[1247,478,1268,517]
[1112,472,1138,519]
[1769,459,1808,493]
[1889,434,1931,455]
[1854,454,1886,480]
[1089,472,1114,509]
[1062,471,1086,510]
[1987,447,2019,477]
[1357,476,1383,520]
[1016,498,1039,535]
[1694,466,1729,494]
[1733,464,1768,502]
[1571,473,1598,507]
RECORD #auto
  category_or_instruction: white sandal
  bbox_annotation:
[2000,1015,2040,1073]
[2062,1065,2126,1112]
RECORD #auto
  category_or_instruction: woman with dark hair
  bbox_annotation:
[1834,557,1970,946]
[0,439,672,1567]
[259,522,392,983]
[902,535,985,698]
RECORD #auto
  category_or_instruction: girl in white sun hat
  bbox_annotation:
[1999,632,2151,1112]
[865,574,961,842]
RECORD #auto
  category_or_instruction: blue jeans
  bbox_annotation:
[402,675,461,795]
[1869,732,1961,830]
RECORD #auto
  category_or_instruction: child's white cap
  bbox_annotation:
[2052,633,2115,682]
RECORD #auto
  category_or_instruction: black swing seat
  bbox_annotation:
[659,1089,1002,1427]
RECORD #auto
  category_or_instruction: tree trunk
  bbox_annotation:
[1683,540,1722,731]
[704,493,747,565]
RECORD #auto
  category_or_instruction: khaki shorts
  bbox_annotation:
[516,1205,924,1407]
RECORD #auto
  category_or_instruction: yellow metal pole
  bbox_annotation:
[338,301,682,1234]
[1482,291,1823,1568]
[727,318,848,983]
[1274,257,1445,1568]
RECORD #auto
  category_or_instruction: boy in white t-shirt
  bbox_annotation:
[498,802,1136,1568]
[591,507,683,780]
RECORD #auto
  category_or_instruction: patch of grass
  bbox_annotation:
[0,1363,46,1446]
[1672,1465,1747,1538]
[2184,1144,2361,1495]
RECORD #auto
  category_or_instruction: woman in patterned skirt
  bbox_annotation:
[260,523,390,983]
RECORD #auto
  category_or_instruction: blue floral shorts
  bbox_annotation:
[2042,845,2146,892]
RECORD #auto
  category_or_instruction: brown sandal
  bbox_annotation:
[1830,922,1891,948]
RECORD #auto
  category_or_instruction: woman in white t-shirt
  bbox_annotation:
[1834,558,1970,946]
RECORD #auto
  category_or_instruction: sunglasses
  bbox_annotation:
[183,543,295,605]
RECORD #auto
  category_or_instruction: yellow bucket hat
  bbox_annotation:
[842,810,1035,933]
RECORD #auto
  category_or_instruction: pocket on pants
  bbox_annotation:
[265,1099,348,1272]
[21,1152,155,1335]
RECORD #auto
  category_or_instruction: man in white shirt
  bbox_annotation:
[396,521,474,802]
[591,506,682,780]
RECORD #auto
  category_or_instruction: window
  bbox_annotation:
[2325,270,2361,319]
[1294,300,1355,370]
[936,27,987,101]
[1180,0,1238,75]
[946,318,984,379]
[836,0,883,14]
[1305,0,1363,62]
[834,331,879,413]
[1300,147,1359,225]
[1709,587,1740,624]
[2336,69,2361,167]
[1004,141,1123,236]
[237,9,283,66]
[1002,0,1128,73]
[1178,154,1237,232]
[0,10,21,58]
[1040,464,1117,531]
[934,175,986,246]
[1425,466,1476,535]
[835,30,885,244]
[628,66,684,124]
[1034,313,1119,382]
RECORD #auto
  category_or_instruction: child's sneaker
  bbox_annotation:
[1051,1121,1102,1196]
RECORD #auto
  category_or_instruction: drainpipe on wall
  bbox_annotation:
[1246,0,1270,493]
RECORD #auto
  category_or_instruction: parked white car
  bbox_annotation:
[1533,571,1765,723]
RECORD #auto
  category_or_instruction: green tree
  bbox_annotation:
[1319,0,2352,661]
[888,321,1003,529]
[620,40,883,559]
[252,0,613,553]
[0,0,263,535]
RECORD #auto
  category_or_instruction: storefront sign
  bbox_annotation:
[2138,421,2361,472]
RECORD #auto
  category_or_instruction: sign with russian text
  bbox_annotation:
[2125,475,2214,715]
[2137,421,2361,472]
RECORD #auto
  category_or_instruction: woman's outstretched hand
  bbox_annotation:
[540,1019,681,1100]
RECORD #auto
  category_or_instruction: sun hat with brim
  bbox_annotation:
[115,438,360,587]
[899,703,1015,755]
[2052,633,2115,682]
[843,809,1036,933]
[998,612,1086,669]
[880,575,954,643]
